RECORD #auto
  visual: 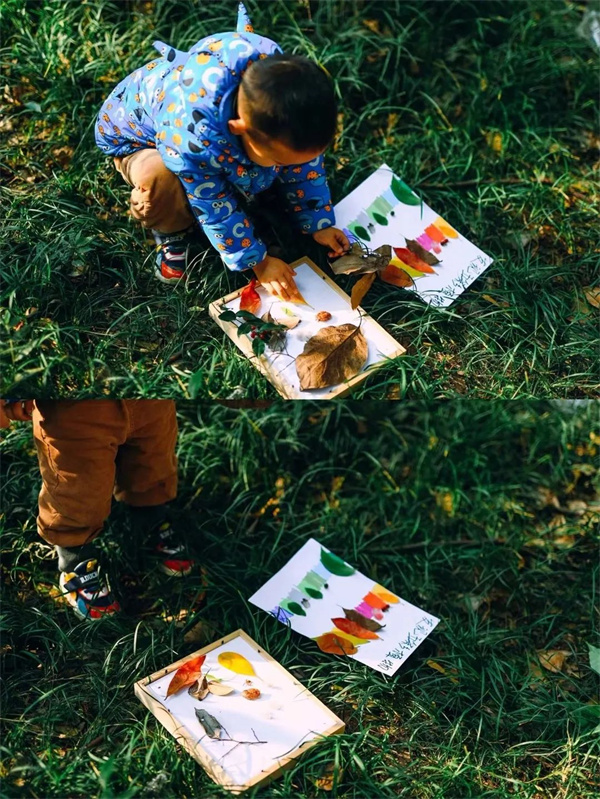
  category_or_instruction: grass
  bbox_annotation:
[1,400,599,797]
[1,0,598,399]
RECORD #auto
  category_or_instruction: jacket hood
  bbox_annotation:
[152,3,281,135]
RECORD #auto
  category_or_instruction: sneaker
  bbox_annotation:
[59,558,121,621]
[152,227,198,284]
[152,520,195,577]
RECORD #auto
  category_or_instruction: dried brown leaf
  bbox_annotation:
[188,675,210,700]
[583,286,600,309]
[295,324,368,390]
[351,273,376,309]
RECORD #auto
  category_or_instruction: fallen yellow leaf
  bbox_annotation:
[537,649,570,674]
[583,286,600,309]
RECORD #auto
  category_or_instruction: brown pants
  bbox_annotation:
[114,148,195,234]
[34,400,178,548]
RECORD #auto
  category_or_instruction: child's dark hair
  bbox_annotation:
[241,53,337,152]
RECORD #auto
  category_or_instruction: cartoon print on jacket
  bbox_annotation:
[95,3,336,271]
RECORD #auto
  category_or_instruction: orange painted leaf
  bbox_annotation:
[372,585,400,604]
[166,654,206,698]
[331,617,379,640]
[379,262,414,287]
[240,278,261,316]
[424,224,447,244]
[392,248,436,274]
[315,632,358,655]
[363,591,389,610]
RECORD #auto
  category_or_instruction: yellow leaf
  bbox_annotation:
[315,761,343,791]
[435,491,454,515]
[427,659,446,674]
[217,651,256,676]
[537,649,570,674]
[583,286,600,309]
[362,18,381,34]
[482,293,509,308]
[485,130,503,153]
[480,77,488,91]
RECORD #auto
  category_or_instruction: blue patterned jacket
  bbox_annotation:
[95,3,336,271]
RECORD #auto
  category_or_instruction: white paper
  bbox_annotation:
[146,635,335,787]
[334,164,493,307]
[249,539,439,676]
[223,261,400,398]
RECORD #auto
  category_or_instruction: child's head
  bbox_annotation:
[228,53,337,168]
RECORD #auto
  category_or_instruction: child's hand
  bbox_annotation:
[312,226,350,257]
[253,255,298,301]
[1,400,34,428]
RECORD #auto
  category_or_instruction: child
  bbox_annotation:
[1,399,192,621]
[95,2,349,300]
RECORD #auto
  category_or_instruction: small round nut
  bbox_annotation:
[316,311,332,322]
[242,688,261,700]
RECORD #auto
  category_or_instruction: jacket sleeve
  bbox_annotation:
[275,154,336,234]
[179,169,267,272]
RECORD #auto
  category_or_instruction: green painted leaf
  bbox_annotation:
[372,212,388,226]
[588,643,600,675]
[390,177,420,206]
[287,601,306,616]
[320,548,355,577]
[354,225,370,241]
[305,587,323,599]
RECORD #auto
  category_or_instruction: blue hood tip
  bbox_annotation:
[237,2,254,33]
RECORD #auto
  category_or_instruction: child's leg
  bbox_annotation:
[114,149,194,234]
[33,400,127,618]
[113,399,178,508]
[113,400,193,576]
[33,401,127,561]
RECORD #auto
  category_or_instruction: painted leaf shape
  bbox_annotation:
[351,272,376,310]
[195,708,222,739]
[218,651,256,676]
[353,225,370,241]
[424,224,447,244]
[315,632,358,656]
[371,585,400,604]
[188,676,209,700]
[390,177,421,205]
[166,654,206,697]
[240,278,261,316]
[433,216,458,239]
[332,617,379,640]
[343,608,384,632]
[305,586,323,599]
[287,601,306,616]
[363,591,389,610]
[393,248,436,274]
[296,324,368,391]
[379,262,414,288]
[405,238,440,265]
[207,681,235,696]
[320,548,355,577]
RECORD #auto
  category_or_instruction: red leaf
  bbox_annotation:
[240,278,261,316]
[331,617,379,640]
[393,247,436,274]
[166,654,206,698]
[315,632,358,655]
